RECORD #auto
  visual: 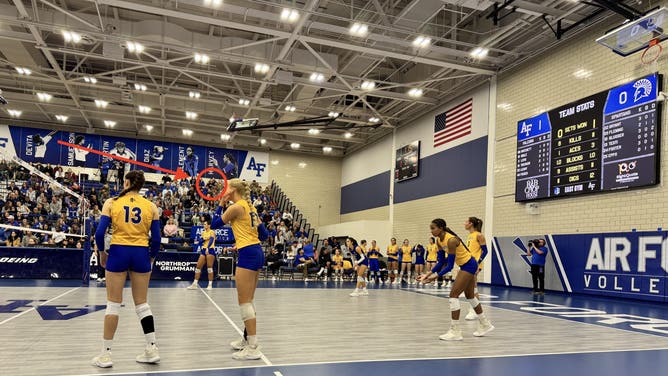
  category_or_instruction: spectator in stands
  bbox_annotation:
[5,231,21,247]
[316,247,332,281]
[21,231,37,247]
[49,196,62,219]
[302,239,315,259]
[274,229,285,253]
[163,218,179,238]
[294,249,315,281]
[297,233,308,245]
[282,210,293,226]
[265,247,283,281]
[288,241,301,259]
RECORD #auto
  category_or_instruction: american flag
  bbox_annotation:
[434,98,473,148]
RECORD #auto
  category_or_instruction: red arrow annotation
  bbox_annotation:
[57,140,189,181]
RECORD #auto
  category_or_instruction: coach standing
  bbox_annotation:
[527,239,548,295]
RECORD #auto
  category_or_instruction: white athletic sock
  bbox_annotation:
[247,335,258,347]
[477,312,487,321]
[207,281,213,287]
[451,319,460,329]
[192,280,198,285]
[103,339,113,352]
[145,332,156,346]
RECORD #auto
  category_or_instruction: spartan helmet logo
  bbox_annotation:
[633,78,653,102]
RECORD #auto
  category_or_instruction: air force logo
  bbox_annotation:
[247,157,266,177]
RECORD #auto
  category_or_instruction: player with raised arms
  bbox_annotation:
[417,218,493,340]
[92,170,161,368]
[211,178,268,360]
[187,220,216,290]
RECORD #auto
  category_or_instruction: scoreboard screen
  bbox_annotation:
[515,73,661,202]
[395,140,420,182]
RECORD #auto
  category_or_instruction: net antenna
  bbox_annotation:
[596,7,668,61]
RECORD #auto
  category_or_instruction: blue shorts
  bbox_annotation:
[106,244,152,273]
[357,258,369,267]
[200,247,216,257]
[415,256,425,265]
[369,258,380,272]
[458,257,479,275]
[237,243,264,271]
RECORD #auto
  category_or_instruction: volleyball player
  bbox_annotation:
[426,237,438,286]
[92,171,161,368]
[187,220,216,290]
[367,240,381,284]
[332,248,344,281]
[464,217,486,320]
[387,238,399,284]
[412,243,426,284]
[417,219,493,340]
[398,239,412,284]
[349,238,369,296]
[211,179,265,360]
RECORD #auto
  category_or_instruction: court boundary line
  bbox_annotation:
[66,346,668,376]
[405,287,668,339]
[0,286,79,326]
[198,287,273,366]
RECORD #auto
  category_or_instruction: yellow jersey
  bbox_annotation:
[230,199,260,249]
[333,254,343,266]
[467,231,483,270]
[426,243,438,262]
[110,193,154,247]
[357,244,367,256]
[400,245,412,263]
[387,244,398,260]
[343,259,353,269]
[201,229,215,250]
[437,232,471,266]
[368,246,380,259]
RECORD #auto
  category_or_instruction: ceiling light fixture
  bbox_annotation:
[125,41,145,54]
[220,134,231,141]
[185,111,198,120]
[310,72,325,83]
[194,53,210,64]
[36,92,52,102]
[182,129,193,136]
[298,162,307,168]
[280,8,300,23]
[83,76,97,84]
[408,88,423,98]
[144,124,154,132]
[204,0,222,6]
[259,138,267,145]
[8,109,22,117]
[284,105,296,112]
[138,105,151,114]
[55,115,68,122]
[369,117,380,123]
[254,63,270,74]
[328,112,340,118]
[344,132,353,139]
[290,142,300,149]
[239,99,250,106]
[134,83,147,91]
[189,91,201,99]
[94,99,109,108]
[360,80,376,90]
[322,146,333,153]
[62,30,82,44]
[412,35,431,48]
[470,47,489,59]
[15,67,31,75]
[349,22,369,37]
[308,128,320,135]
[103,120,116,127]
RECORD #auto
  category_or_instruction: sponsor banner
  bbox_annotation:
[0,124,270,183]
[151,251,217,280]
[0,247,82,279]
[190,225,235,244]
[492,231,668,302]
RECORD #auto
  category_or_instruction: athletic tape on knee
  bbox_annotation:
[240,302,256,322]
[195,268,201,274]
[449,298,461,312]
[135,303,152,320]
[106,301,121,316]
[357,276,366,283]
[467,297,480,310]
[207,268,214,274]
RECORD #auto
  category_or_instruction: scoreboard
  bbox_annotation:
[516,73,661,202]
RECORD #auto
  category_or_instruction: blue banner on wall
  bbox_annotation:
[61,131,101,168]
[492,231,668,302]
[0,248,83,279]
[137,140,173,173]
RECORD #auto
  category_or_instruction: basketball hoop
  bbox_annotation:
[641,38,663,65]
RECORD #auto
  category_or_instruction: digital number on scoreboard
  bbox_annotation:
[515,73,661,202]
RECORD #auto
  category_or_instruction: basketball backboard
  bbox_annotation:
[596,7,668,56]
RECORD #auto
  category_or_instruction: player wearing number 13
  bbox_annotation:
[92,171,162,368]
[211,179,267,360]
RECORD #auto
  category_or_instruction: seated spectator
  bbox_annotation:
[21,231,37,247]
[265,247,284,280]
[282,210,293,226]
[294,249,315,281]
[302,239,314,259]
[5,231,21,247]
[316,247,332,280]
[163,218,179,238]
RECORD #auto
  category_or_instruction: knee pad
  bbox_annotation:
[357,276,366,283]
[135,303,152,320]
[239,303,256,322]
[207,268,214,274]
[393,270,398,274]
[105,301,121,316]
[449,298,461,312]
[195,268,201,274]
[467,297,480,310]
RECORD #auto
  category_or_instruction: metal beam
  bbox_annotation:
[38,0,102,31]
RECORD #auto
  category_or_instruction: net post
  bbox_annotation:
[82,216,93,286]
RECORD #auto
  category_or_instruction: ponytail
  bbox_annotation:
[114,170,145,200]
[468,216,483,232]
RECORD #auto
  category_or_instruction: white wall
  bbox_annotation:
[317,219,391,255]
[341,135,393,186]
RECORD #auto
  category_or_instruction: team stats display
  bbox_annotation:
[516,73,661,202]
